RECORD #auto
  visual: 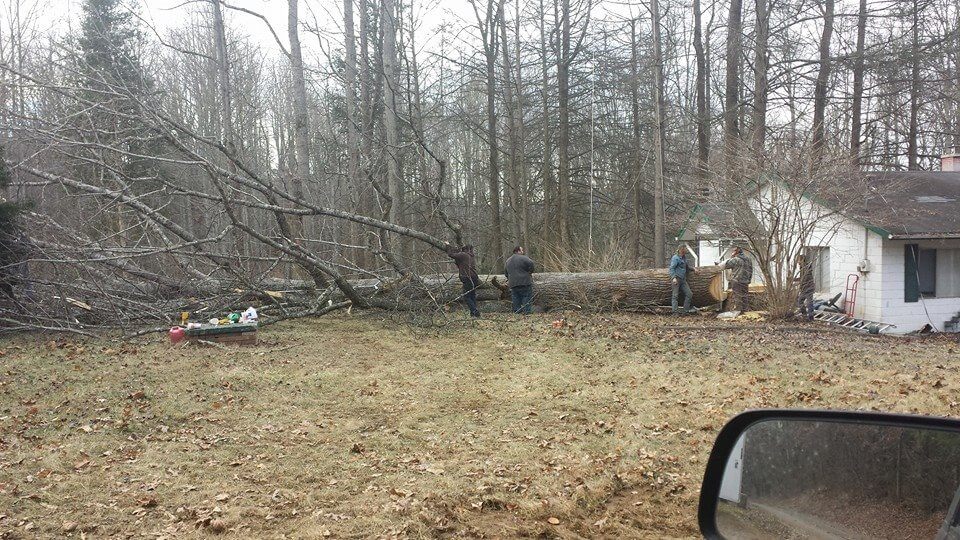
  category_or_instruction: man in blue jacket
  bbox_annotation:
[669,245,695,315]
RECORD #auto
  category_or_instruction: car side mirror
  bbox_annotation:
[698,410,960,539]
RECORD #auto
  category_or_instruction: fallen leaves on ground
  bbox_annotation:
[1,312,958,538]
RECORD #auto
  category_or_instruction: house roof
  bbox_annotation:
[678,171,960,241]
[676,203,721,241]
[675,201,765,241]
[851,171,960,238]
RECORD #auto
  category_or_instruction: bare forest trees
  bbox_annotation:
[1,0,959,331]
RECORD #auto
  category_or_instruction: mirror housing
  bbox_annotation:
[698,409,960,539]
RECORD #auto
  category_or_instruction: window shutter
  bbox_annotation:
[905,244,920,303]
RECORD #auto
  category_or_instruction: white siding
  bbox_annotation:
[879,239,960,333]
[698,239,724,266]
[765,192,884,321]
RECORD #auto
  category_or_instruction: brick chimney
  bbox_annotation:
[943,152,960,172]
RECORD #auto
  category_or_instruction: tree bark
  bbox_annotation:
[499,5,523,246]
[724,0,743,175]
[381,0,405,260]
[693,0,710,189]
[334,266,726,311]
[557,0,572,253]
[287,0,310,237]
[811,0,835,161]
[482,0,505,265]
[406,0,429,235]
[907,0,921,170]
[342,0,364,266]
[514,0,530,248]
[210,0,247,263]
[751,0,769,158]
[357,0,375,268]
[850,0,867,165]
[540,0,554,241]
[651,0,666,268]
[532,266,724,310]
[629,18,645,266]
[211,1,235,156]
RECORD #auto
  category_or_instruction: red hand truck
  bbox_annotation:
[844,274,859,317]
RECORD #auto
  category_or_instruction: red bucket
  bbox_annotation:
[169,326,186,344]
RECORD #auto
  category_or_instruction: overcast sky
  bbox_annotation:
[136,0,463,57]
[8,0,456,60]
[24,0,638,62]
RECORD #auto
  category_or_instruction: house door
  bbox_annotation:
[805,247,831,293]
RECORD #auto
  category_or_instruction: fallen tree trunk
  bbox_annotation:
[39,266,724,327]
[251,266,725,312]
[526,266,724,311]
[328,266,725,311]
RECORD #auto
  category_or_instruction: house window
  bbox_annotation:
[806,247,830,293]
[917,249,937,296]
[936,249,960,298]
[905,246,960,300]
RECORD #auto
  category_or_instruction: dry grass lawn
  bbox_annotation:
[1,312,959,539]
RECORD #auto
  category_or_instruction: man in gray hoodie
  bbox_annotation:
[504,246,535,314]
[719,246,753,312]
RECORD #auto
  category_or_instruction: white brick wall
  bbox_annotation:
[879,239,960,333]
[787,198,882,321]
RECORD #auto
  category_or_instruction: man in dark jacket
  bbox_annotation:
[796,254,816,321]
[504,246,535,314]
[0,227,29,302]
[446,243,481,318]
[669,245,695,314]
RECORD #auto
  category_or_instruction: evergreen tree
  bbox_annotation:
[74,0,162,234]
[0,143,27,299]
[0,144,19,223]
[78,0,149,96]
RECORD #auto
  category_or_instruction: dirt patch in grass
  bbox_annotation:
[1,312,959,538]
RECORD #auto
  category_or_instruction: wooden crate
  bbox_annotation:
[185,323,258,347]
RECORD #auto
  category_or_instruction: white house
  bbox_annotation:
[677,162,960,334]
